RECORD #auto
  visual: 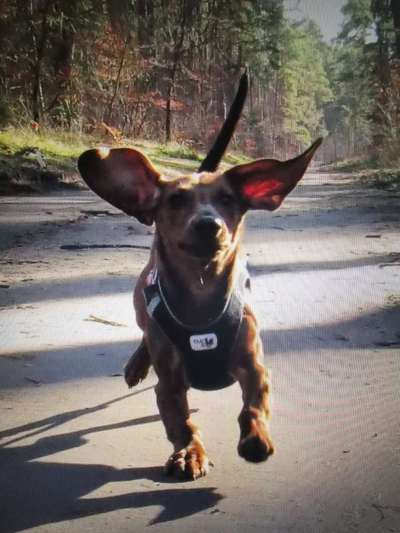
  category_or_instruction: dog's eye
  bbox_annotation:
[168,191,188,209]
[217,191,234,206]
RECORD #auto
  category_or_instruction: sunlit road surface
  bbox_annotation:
[1,172,399,533]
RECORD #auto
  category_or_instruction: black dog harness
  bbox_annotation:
[143,265,250,391]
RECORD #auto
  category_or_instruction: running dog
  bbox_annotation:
[78,72,321,480]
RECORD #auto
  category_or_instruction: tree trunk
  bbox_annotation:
[105,35,130,124]
[46,0,78,125]
[165,0,187,143]
[165,87,172,143]
[30,0,51,122]
[136,0,154,56]
[391,0,400,59]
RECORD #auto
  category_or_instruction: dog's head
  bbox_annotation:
[79,72,321,265]
[78,139,321,264]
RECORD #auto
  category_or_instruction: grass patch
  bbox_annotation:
[152,143,203,162]
[150,156,199,173]
[0,127,90,171]
[326,157,400,191]
[0,127,249,169]
[0,127,93,193]
[356,168,400,191]
[327,157,376,173]
[148,143,249,169]
[223,152,251,166]
[0,127,252,193]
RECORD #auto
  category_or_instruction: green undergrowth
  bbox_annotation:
[0,127,250,193]
[327,157,375,173]
[0,128,89,171]
[327,157,400,191]
[152,143,203,162]
[150,156,199,172]
[356,168,400,191]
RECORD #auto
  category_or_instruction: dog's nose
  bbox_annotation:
[193,216,222,237]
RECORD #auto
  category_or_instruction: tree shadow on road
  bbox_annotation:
[2,301,399,392]
[0,387,155,444]
[260,303,400,354]
[0,271,139,307]
[0,339,142,387]
[0,391,216,532]
[248,252,400,276]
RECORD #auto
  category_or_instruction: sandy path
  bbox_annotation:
[0,172,399,532]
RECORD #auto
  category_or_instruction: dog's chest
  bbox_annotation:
[143,267,250,390]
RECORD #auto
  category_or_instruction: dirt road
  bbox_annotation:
[1,172,399,532]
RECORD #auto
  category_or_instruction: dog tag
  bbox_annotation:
[189,333,218,351]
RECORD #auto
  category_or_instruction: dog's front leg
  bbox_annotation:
[155,375,210,480]
[236,360,274,462]
[234,316,275,463]
[148,323,210,480]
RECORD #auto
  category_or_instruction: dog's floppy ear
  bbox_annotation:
[78,148,160,225]
[226,138,322,211]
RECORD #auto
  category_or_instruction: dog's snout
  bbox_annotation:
[193,216,222,237]
[181,215,225,258]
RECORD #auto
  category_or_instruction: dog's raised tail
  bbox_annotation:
[198,70,248,172]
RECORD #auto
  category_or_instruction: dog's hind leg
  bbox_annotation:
[124,339,151,387]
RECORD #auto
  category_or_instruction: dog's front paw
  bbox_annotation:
[238,419,274,463]
[165,440,212,480]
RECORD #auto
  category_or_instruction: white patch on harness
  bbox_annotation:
[190,333,218,351]
[147,295,161,316]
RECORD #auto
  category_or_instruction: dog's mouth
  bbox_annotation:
[179,240,221,260]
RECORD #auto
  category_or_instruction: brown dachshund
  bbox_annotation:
[78,73,321,480]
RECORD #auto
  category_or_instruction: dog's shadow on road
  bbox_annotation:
[0,388,221,533]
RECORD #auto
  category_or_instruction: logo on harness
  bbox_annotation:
[189,333,218,351]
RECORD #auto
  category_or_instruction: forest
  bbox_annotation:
[0,0,399,166]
